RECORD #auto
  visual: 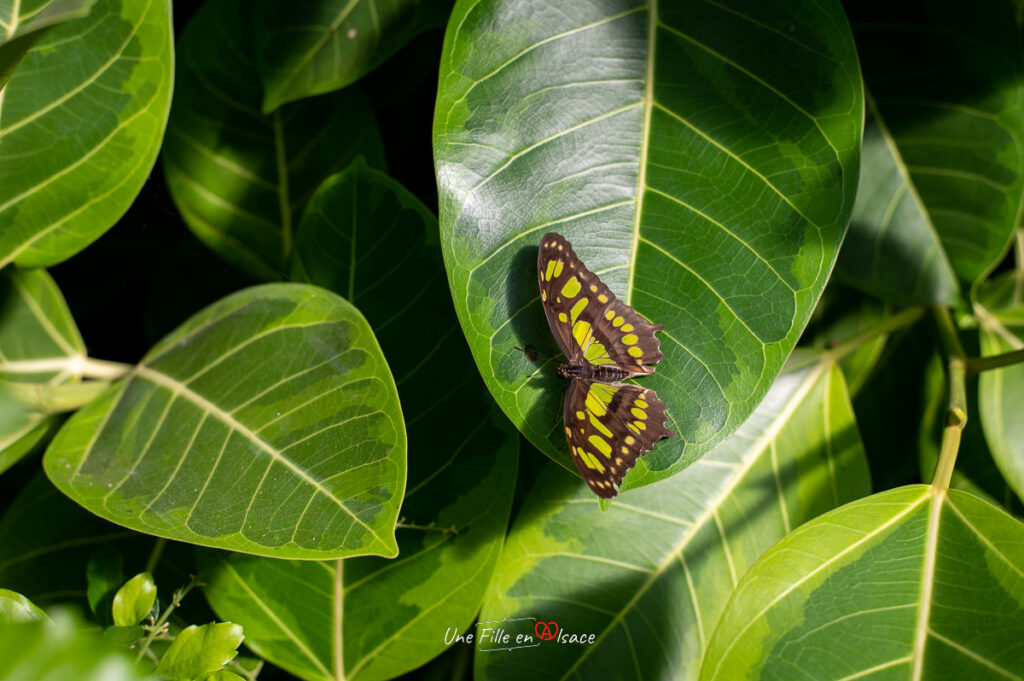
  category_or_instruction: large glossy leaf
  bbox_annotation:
[845,1,1024,289]
[0,0,173,268]
[475,351,870,681]
[975,273,1024,504]
[836,115,961,305]
[255,0,453,113]
[0,268,84,473]
[163,0,385,281]
[44,283,406,559]
[0,0,97,89]
[201,161,518,681]
[702,486,1024,680]
[434,0,863,491]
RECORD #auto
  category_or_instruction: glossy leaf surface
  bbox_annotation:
[255,0,452,112]
[200,161,518,681]
[434,0,863,490]
[846,1,1024,288]
[44,284,406,559]
[163,0,385,280]
[0,0,173,268]
[156,622,244,681]
[702,487,1024,680]
[476,351,870,680]
[0,268,85,473]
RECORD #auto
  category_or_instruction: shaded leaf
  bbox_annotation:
[255,0,453,112]
[0,0,173,268]
[976,273,1024,504]
[702,487,1024,680]
[112,572,156,627]
[0,589,45,624]
[199,161,517,681]
[475,351,869,680]
[0,0,97,89]
[836,115,961,305]
[44,284,406,560]
[155,622,244,681]
[0,268,85,473]
[86,545,124,626]
[163,0,385,280]
[848,1,1024,286]
[434,0,863,491]
[0,473,154,607]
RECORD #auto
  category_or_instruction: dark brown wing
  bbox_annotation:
[562,378,674,498]
[538,232,663,374]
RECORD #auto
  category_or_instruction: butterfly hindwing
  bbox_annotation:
[538,232,663,374]
[563,378,675,498]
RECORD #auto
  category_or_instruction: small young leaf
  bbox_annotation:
[103,624,145,647]
[112,572,157,627]
[155,622,244,681]
[0,589,46,624]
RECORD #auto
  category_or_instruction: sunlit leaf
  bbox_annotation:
[0,589,45,624]
[702,487,1024,680]
[112,572,156,627]
[255,0,453,112]
[0,0,173,268]
[163,0,385,280]
[199,160,518,681]
[434,0,863,491]
[475,351,870,680]
[44,284,406,559]
[0,0,97,89]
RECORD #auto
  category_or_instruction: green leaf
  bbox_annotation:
[86,545,123,625]
[0,0,97,90]
[0,0,173,268]
[976,273,1024,504]
[701,487,1024,680]
[155,622,244,681]
[836,115,961,305]
[199,160,518,681]
[0,473,153,607]
[847,2,1024,287]
[201,671,245,681]
[255,0,452,113]
[43,283,406,560]
[103,624,145,647]
[163,0,385,281]
[112,572,157,627]
[434,0,863,491]
[0,609,154,681]
[0,589,46,624]
[0,268,85,473]
[475,351,869,680]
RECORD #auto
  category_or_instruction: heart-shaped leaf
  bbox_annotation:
[434,0,863,491]
[475,351,869,680]
[840,2,1024,292]
[0,0,97,89]
[0,268,86,473]
[200,160,518,681]
[701,487,1024,680]
[44,283,406,560]
[163,0,385,280]
[254,0,453,113]
[0,0,173,268]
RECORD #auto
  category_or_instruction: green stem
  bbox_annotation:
[273,109,292,259]
[135,576,200,663]
[964,347,1024,373]
[1014,227,1024,305]
[931,307,967,490]
[826,306,927,363]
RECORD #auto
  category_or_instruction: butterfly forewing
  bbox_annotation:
[538,233,663,374]
[562,379,674,498]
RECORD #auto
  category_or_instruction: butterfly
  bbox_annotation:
[537,232,674,498]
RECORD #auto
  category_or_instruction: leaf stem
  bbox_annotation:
[964,347,1024,373]
[135,575,200,663]
[1014,227,1024,305]
[825,305,927,363]
[273,109,292,260]
[931,307,967,490]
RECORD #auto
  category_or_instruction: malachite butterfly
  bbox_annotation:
[537,232,674,498]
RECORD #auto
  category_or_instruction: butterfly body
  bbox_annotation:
[537,232,674,498]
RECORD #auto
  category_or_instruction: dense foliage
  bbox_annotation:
[1,1,1022,679]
